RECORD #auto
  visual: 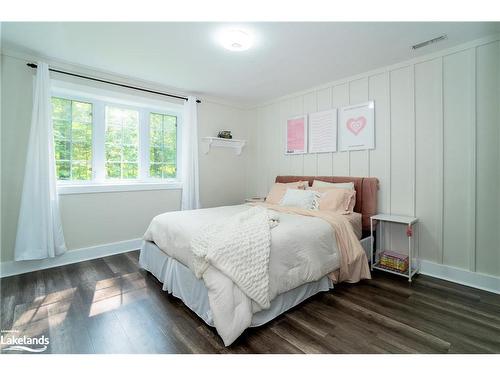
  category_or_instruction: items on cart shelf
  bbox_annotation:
[378,250,409,273]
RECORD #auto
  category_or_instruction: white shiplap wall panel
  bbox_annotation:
[278,99,293,176]
[389,67,415,253]
[331,84,350,176]
[255,106,268,197]
[389,67,414,217]
[349,78,370,177]
[245,108,259,198]
[442,49,475,270]
[258,105,270,192]
[316,87,334,175]
[415,58,443,264]
[368,72,391,214]
[475,41,500,276]
[303,91,318,175]
[268,103,282,189]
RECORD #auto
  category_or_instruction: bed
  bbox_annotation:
[139,175,379,346]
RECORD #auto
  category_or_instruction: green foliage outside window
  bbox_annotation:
[105,106,139,179]
[52,97,93,180]
[149,113,177,178]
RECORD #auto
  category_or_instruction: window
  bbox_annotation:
[51,88,181,192]
[149,113,177,178]
[105,106,139,179]
[52,97,93,180]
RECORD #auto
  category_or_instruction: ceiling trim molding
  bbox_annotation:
[252,32,500,109]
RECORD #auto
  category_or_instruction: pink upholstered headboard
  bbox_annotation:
[275,176,379,232]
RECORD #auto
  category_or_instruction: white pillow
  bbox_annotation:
[280,189,319,210]
[312,180,355,190]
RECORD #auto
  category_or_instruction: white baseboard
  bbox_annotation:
[420,260,500,295]
[3,240,499,295]
[0,238,142,278]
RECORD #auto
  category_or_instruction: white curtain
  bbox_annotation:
[181,96,201,210]
[14,61,67,261]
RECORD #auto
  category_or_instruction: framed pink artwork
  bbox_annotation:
[339,101,375,151]
[285,115,308,154]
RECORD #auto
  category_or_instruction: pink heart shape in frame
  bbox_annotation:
[346,116,367,136]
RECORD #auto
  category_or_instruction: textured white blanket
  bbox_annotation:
[191,206,275,309]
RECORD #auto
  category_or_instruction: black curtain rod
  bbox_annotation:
[27,63,201,103]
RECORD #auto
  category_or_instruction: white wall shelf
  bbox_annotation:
[202,137,246,155]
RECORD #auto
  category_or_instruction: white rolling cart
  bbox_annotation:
[370,214,419,282]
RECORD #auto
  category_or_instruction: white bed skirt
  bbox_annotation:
[139,240,334,327]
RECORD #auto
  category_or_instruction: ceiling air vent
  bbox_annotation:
[411,34,448,50]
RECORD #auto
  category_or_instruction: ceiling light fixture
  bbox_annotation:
[220,29,253,51]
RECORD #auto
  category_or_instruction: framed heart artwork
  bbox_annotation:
[339,101,375,151]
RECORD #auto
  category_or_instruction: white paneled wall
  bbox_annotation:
[247,37,500,277]
[415,58,443,264]
[476,41,500,276]
[443,49,476,271]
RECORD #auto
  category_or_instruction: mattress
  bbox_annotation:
[139,240,333,327]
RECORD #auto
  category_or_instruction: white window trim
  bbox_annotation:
[51,80,183,194]
[57,181,182,195]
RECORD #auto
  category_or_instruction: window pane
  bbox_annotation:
[106,107,123,125]
[52,97,71,121]
[122,163,138,179]
[150,127,162,147]
[149,113,177,179]
[122,125,138,145]
[72,142,92,161]
[72,101,92,124]
[123,111,139,127]
[123,145,137,162]
[105,106,139,179]
[105,143,121,162]
[56,161,70,180]
[150,163,162,178]
[105,124,122,144]
[162,147,176,164]
[164,164,176,178]
[150,146,162,163]
[150,113,162,128]
[53,119,71,140]
[71,161,92,180]
[55,140,71,160]
[51,97,93,181]
[72,122,92,143]
[106,162,121,179]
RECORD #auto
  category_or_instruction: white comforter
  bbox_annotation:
[143,204,341,345]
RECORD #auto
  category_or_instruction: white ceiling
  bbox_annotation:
[2,22,499,106]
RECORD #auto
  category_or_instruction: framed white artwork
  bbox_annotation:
[339,101,375,151]
[308,109,338,153]
[285,115,308,154]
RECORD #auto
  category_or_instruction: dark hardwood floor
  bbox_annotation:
[1,250,500,354]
